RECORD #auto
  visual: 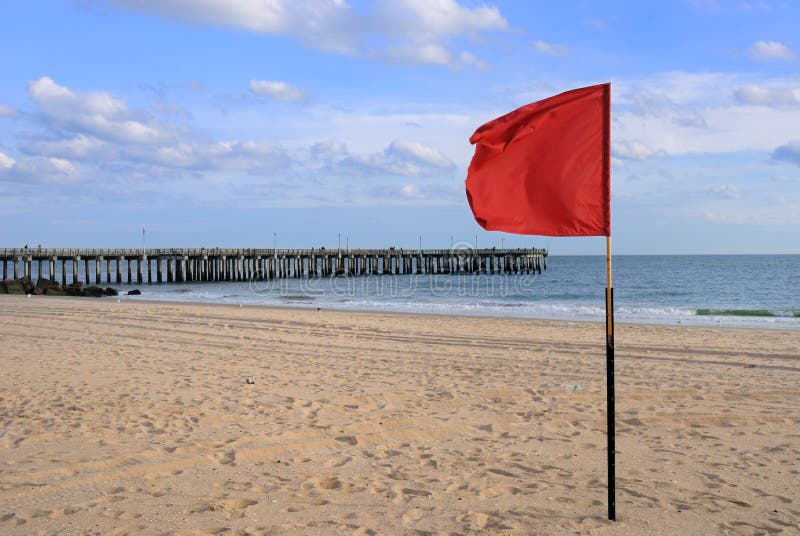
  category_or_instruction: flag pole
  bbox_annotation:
[605,234,615,521]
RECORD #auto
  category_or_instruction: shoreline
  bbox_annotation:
[4,293,799,334]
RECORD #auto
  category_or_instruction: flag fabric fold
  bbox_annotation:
[465,83,611,237]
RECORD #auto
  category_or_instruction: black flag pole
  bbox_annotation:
[606,235,616,521]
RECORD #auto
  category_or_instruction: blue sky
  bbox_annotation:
[1,0,799,254]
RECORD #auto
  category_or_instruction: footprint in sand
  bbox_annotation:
[335,435,358,446]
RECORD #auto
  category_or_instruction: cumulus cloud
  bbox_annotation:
[387,140,453,168]
[458,51,490,71]
[612,71,800,156]
[0,150,15,170]
[734,84,800,107]
[750,40,794,61]
[335,140,455,177]
[17,75,458,195]
[107,0,360,54]
[772,140,800,166]
[531,40,569,57]
[249,80,306,101]
[383,43,451,65]
[379,44,488,69]
[0,105,16,117]
[22,134,111,160]
[14,156,80,182]
[373,0,507,40]
[612,141,661,160]
[105,0,506,69]
[28,77,175,144]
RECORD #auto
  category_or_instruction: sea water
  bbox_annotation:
[100,254,799,329]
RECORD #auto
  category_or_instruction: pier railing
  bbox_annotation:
[0,247,547,286]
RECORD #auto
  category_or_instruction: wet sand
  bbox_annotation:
[1,296,798,535]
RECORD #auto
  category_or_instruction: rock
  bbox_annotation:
[103,287,118,296]
[3,279,25,294]
[84,285,106,297]
[63,282,84,296]
[36,278,62,294]
[19,276,35,294]
[127,289,142,296]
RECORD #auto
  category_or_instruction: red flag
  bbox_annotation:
[465,83,610,236]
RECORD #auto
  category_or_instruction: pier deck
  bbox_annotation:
[0,248,547,286]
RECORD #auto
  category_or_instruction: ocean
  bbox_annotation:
[88,254,800,330]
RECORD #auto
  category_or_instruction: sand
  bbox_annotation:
[0,295,798,535]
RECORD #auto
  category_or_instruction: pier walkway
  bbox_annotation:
[0,248,547,286]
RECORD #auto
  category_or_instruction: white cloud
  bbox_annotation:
[249,80,306,101]
[373,0,507,39]
[0,150,15,170]
[0,105,16,117]
[18,75,462,190]
[710,184,741,199]
[105,0,506,69]
[401,184,424,198]
[22,134,110,160]
[381,43,452,65]
[614,72,800,156]
[734,84,800,107]
[612,141,661,160]
[14,156,80,182]
[458,51,490,71]
[531,40,569,57]
[337,139,454,177]
[750,40,794,61]
[387,140,453,168]
[379,45,489,70]
[772,174,796,182]
[28,77,173,144]
[107,0,360,54]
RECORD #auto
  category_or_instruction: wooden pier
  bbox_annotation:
[0,248,547,286]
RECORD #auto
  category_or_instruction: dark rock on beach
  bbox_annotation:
[36,278,62,294]
[2,277,32,294]
[84,285,106,297]
[63,282,84,296]
[0,278,117,298]
[127,289,142,296]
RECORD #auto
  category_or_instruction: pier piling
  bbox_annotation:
[0,247,547,287]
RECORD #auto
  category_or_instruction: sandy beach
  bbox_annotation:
[0,296,797,535]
